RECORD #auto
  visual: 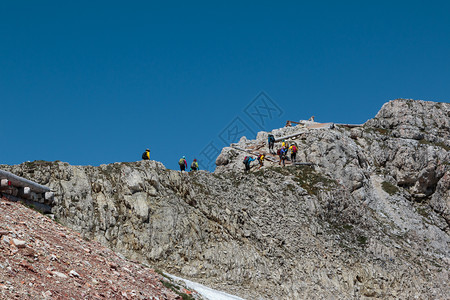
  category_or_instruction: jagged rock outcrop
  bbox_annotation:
[1,99,449,299]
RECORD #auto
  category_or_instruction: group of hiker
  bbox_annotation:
[272,134,299,166]
[141,149,199,172]
[277,137,298,167]
[142,132,297,173]
[177,156,199,172]
[243,134,298,172]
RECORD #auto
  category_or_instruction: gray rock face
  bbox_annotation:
[1,99,449,299]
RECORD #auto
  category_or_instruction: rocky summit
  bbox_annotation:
[1,99,449,299]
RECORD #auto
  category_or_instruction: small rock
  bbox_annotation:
[413,193,427,199]
[22,247,36,257]
[350,129,363,139]
[42,290,52,298]
[109,262,118,270]
[51,271,68,279]
[69,270,80,278]
[19,260,36,272]
[12,238,26,248]
[83,260,92,267]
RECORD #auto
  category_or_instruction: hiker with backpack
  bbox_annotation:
[178,156,188,172]
[277,148,282,165]
[243,156,256,172]
[279,147,288,167]
[257,153,265,169]
[289,144,298,163]
[268,134,275,153]
[190,159,199,171]
[142,149,150,160]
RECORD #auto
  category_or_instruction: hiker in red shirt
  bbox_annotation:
[289,144,298,163]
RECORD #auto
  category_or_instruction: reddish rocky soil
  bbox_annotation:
[0,198,193,300]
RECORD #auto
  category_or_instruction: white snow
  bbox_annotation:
[165,273,246,300]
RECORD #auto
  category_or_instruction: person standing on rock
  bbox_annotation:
[178,156,188,172]
[142,149,150,160]
[243,156,255,172]
[190,159,199,171]
[268,134,275,154]
[289,144,297,163]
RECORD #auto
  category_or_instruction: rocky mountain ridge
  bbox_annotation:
[1,99,449,299]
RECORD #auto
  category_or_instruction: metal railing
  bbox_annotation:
[0,169,54,206]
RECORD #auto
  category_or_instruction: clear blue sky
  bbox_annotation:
[1,1,449,171]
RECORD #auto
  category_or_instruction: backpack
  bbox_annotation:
[179,158,185,166]
[191,162,198,169]
[277,149,281,155]
[243,156,249,164]
[142,151,149,159]
[268,134,275,143]
[291,145,297,153]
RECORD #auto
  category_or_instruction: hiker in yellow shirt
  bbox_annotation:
[257,154,265,169]
[142,149,150,160]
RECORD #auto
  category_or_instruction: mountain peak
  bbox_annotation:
[1,99,449,299]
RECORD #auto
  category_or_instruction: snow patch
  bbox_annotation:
[165,273,246,300]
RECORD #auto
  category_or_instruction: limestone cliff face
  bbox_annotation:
[2,99,449,299]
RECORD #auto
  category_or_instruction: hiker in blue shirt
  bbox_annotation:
[279,147,288,167]
[243,156,256,172]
